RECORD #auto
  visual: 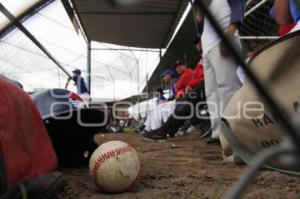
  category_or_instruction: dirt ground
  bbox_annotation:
[60,132,300,199]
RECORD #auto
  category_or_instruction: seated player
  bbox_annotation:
[173,60,194,99]
[143,88,166,131]
[158,60,194,131]
[177,37,210,136]
[142,40,211,142]
[143,70,177,132]
[185,37,205,94]
[155,88,167,104]
[162,69,178,101]
[144,60,194,132]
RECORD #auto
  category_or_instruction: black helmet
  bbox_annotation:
[32,88,108,166]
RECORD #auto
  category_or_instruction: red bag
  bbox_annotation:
[0,77,57,189]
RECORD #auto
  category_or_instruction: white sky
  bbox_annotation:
[0,0,161,101]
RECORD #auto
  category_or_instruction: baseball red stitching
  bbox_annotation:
[91,144,135,191]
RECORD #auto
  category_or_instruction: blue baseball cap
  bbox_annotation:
[161,69,175,78]
[72,69,81,74]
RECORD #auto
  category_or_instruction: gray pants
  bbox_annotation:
[204,41,241,139]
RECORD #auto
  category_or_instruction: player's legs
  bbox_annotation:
[207,41,242,138]
[144,104,163,131]
[142,83,207,141]
[161,100,176,123]
[204,52,221,139]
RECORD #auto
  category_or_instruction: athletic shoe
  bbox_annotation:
[204,137,220,145]
[176,130,185,137]
[175,121,192,137]
[140,130,148,135]
[198,124,212,139]
[138,124,145,132]
[195,120,211,139]
[177,121,192,135]
[141,130,167,142]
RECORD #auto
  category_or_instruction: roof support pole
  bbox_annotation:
[0,3,73,79]
[159,48,164,88]
[87,40,92,94]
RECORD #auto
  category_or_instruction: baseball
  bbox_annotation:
[89,141,140,193]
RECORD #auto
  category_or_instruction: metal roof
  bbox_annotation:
[145,10,199,92]
[66,0,189,48]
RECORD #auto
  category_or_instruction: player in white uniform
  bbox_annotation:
[196,0,245,143]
